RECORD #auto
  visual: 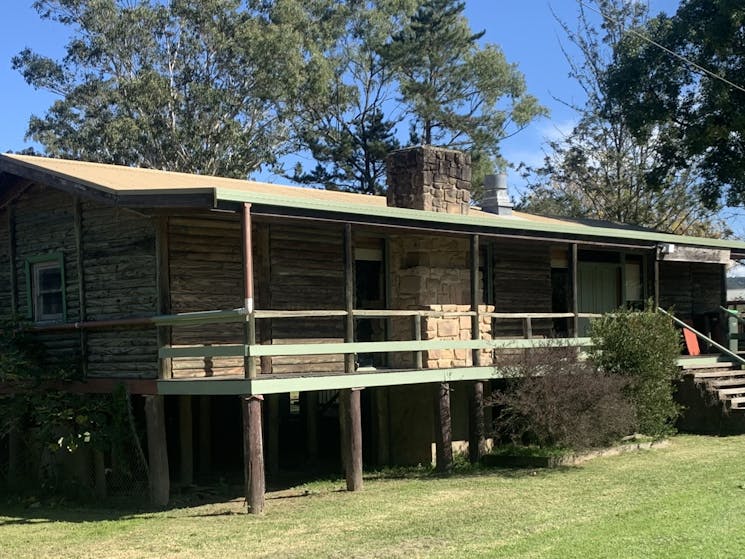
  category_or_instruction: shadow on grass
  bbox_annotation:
[0,460,580,524]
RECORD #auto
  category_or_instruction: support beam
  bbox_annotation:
[179,395,194,486]
[305,391,319,464]
[242,395,265,514]
[341,224,362,490]
[198,396,212,475]
[570,243,579,337]
[93,449,107,500]
[374,388,390,467]
[144,395,170,507]
[434,382,453,473]
[7,426,20,487]
[469,234,485,463]
[242,203,257,378]
[654,253,660,308]
[341,388,363,491]
[266,394,280,477]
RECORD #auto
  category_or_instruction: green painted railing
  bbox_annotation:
[155,306,595,366]
[158,336,593,360]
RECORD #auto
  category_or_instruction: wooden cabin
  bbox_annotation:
[0,146,742,511]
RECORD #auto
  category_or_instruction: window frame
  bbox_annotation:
[25,253,67,323]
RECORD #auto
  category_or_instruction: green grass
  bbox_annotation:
[2,435,745,558]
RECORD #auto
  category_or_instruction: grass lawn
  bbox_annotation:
[2,434,745,558]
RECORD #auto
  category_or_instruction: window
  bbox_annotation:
[26,255,66,322]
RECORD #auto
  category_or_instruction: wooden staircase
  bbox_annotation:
[681,356,745,411]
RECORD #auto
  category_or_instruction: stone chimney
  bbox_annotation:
[481,173,513,216]
[385,146,471,215]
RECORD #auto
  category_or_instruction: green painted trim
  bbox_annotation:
[214,186,745,251]
[159,337,593,359]
[157,366,505,396]
[23,252,67,323]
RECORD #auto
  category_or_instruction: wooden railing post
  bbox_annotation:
[523,317,533,339]
[729,314,740,354]
[413,314,423,369]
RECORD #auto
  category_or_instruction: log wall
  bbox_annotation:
[3,183,159,378]
[491,239,553,337]
[166,217,345,377]
[12,185,81,368]
[266,223,345,375]
[81,199,158,377]
[168,214,244,377]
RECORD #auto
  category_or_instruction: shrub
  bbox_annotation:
[489,346,636,450]
[589,302,681,437]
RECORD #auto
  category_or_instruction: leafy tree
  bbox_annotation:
[13,0,340,178]
[383,0,546,159]
[519,0,723,236]
[606,0,745,207]
[290,1,415,194]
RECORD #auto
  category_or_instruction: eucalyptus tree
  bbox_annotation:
[14,0,341,177]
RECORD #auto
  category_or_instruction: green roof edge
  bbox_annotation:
[214,187,745,251]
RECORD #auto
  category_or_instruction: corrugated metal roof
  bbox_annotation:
[2,153,744,252]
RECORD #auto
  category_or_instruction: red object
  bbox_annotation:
[683,328,700,356]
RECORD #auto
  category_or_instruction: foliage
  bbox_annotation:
[0,319,73,384]
[518,0,723,236]
[606,0,745,207]
[383,0,546,160]
[589,303,681,437]
[0,321,145,496]
[13,0,341,178]
[488,346,636,450]
[290,0,414,194]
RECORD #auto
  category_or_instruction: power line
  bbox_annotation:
[578,0,745,95]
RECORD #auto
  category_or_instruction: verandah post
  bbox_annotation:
[242,395,265,513]
[145,394,169,507]
[179,395,194,486]
[242,202,265,513]
[434,382,453,473]
[469,233,485,463]
[341,223,363,491]
[570,243,579,337]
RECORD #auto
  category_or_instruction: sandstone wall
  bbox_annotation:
[423,304,494,368]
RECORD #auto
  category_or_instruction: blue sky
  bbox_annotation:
[3,0,720,213]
